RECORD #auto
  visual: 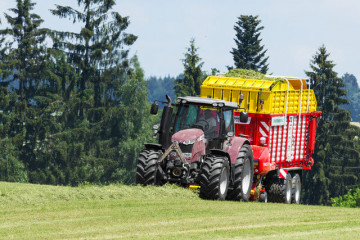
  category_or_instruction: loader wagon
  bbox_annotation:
[201,75,321,203]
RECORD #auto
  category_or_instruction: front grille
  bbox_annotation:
[179,143,193,153]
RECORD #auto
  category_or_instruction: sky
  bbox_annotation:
[0,0,359,83]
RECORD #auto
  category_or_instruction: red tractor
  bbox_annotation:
[136,95,255,201]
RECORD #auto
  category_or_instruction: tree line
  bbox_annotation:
[0,0,157,185]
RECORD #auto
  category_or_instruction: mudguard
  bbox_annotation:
[144,143,163,151]
[252,146,274,176]
[225,136,250,164]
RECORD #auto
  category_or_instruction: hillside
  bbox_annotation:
[1,182,360,239]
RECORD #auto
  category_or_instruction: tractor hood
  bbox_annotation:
[171,129,204,144]
[171,128,205,162]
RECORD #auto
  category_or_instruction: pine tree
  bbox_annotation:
[49,1,154,185]
[174,38,203,97]
[0,0,57,182]
[51,0,137,110]
[230,15,269,74]
[303,45,360,205]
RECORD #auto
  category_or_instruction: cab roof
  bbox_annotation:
[177,96,239,109]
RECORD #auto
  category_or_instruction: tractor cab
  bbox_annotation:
[172,97,239,152]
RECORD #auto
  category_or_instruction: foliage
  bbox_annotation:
[225,68,283,82]
[302,45,360,205]
[332,188,360,208]
[174,38,204,97]
[230,15,269,74]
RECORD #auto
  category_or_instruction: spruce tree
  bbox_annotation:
[230,15,269,74]
[174,38,203,97]
[51,0,137,110]
[50,0,153,184]
[303,46,360,205]
[0,0,56,182]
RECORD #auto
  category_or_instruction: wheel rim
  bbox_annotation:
[241,158,251,194]
[295,178,301,203]
[286,180,292,203]
[219,167,228,195]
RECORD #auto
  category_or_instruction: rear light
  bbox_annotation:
[260,137,267,146]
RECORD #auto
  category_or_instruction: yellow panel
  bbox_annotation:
[214,88,222,99]
[200,87,213,98]
[200,76,318,114]
[222,89,231,102]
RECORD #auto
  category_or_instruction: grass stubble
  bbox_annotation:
[0,182,360,239]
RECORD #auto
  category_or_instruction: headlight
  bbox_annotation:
[182,139,195,145]
[152,124,159,135]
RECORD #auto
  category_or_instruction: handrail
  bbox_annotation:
[307,78,310,113]
[299,79,303,119]
[284,79,290,123]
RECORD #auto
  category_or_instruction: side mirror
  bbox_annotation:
[240,111,248,123]
[150,103,159,115]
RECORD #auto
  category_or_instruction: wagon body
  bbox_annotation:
[201,75,321,176]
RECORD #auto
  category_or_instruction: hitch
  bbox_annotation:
[157,142,189,167]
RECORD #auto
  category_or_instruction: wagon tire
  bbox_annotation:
[267,173,292,204]
[291,173,301,204]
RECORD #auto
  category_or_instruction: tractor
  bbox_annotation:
[136,95,256,201]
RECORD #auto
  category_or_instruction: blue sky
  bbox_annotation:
[1,0,359,83]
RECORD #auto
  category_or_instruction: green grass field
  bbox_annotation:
[1,182,360,239]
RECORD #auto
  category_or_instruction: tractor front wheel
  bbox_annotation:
[136,149,162,185]
[199,155,230,200]
[226,144,254,201]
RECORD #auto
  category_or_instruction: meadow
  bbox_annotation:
[1,182,360,239]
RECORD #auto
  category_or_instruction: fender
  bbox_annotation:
[225,136,250,164]
[252,146,274,176]
[144,143,163,151]
[209,149,231,161]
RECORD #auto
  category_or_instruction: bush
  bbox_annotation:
[331,188,360,208]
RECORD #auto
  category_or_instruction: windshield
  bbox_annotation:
[174,105,220,138]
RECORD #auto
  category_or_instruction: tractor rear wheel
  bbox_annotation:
[136,149,162,185]
[199,155,230,200]
[267,173,292,204]
[226,144,254,201]
[291,173,301,204]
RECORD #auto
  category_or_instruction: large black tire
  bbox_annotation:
[267,173,292,203]
[226,144,254,201]
[199,155,230,200]
[291,173,301,204]
[136,149,162,185]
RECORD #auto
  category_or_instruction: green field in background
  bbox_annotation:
[1,182,360,239]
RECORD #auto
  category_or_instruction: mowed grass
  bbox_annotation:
[1,182,360,239]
